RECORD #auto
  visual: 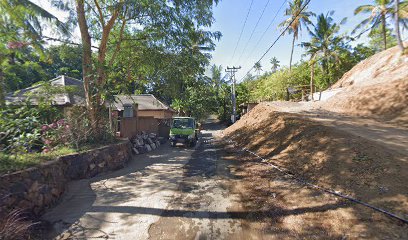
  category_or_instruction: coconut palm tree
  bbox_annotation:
[353,0,393,51]
[279,0,314,71]
[254,62,262,76]
[395,0,407,53]
[301,12,345,88]
[270,57,280,73]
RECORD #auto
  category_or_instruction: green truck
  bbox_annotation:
[169,117,199,147]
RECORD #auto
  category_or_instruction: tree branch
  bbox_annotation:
[42,36,99,49]
[94,0,105,27]
[109,18,127,65]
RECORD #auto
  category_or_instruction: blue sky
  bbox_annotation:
[209,0,378,80]
[36,0,406,81]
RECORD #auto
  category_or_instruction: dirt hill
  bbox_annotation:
[221,46,408,238]
[319,45,408,127]
[222,103,408,237]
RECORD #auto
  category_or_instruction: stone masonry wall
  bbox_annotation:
[0,140,132,217]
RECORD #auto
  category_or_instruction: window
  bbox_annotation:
[123,104,133,118]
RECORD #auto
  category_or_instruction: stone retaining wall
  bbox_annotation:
[0,141,132,217]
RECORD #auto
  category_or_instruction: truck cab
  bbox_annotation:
[169,117,199,147]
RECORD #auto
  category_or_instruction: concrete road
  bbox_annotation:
[42,122,244,239]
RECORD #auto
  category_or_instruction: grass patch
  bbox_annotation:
[0,143,112,175]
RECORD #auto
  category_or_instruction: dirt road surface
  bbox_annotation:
[42,122,244,239]
[265,101,408,156]
[42,121,408,239]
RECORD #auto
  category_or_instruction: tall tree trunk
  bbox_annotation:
[289,34,295,71]
[76,0,98,132]
[395,0,406,53]
[381,13,387,50]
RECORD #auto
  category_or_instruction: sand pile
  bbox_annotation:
[331,45,408,88]
[320,45,408,126]
[223,103,408,219]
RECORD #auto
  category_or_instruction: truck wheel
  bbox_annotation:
[190,140,196,147]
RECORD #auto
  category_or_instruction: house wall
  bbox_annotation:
[137,116,159,134]
[138,110,174,119]
[119,105,138,138]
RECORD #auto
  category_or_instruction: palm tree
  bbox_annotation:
[270,57,280,73]
[254,62,262,76]
[279,0,314,71]
[301,12,344,89]
[353,0,393,51]
[395,0,407,53]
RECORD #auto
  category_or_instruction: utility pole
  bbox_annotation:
[225,66,241,123]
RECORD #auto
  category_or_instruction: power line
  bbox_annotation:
[235,0,272,65]
[229,0,254,65]
[240,0,312,82]
[241,0,288,66]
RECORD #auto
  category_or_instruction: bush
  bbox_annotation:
[0,105,43,153]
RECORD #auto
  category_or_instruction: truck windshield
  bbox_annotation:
[173,118,194,129]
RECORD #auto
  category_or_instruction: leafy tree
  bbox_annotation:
[353,0,393,50]
[279,0,314,71]
[270,57,280,73]
[210,64,223,105]
[42,44,83,79]
[216,83,232,123]
[55,0,221,134]
[0,0,70,105]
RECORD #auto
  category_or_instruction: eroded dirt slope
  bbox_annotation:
[319,45,408,126]
[223,103,408,231]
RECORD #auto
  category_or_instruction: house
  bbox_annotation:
[5,75,85,110]
[111,95,175,138]
[6,76,175,138]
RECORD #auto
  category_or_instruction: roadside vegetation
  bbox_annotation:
[0,0,407,172]
[0,0,222,174]
[238,0,407,102]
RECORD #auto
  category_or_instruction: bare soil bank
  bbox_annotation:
[222,103,408,238]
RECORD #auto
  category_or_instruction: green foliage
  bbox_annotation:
[0,103,43,153]
[214,83,231,123]
[42,44,83,80]
[245,63,310,102]
[368,25,398,52]
[0,147,74,174]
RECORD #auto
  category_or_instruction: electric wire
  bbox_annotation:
[235,0,272,65]
[229,0,255,65]
[240,0,288,67]
[239,0,311,82]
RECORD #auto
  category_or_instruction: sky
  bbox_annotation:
[36,0,406,81]
[209,0,380,81]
